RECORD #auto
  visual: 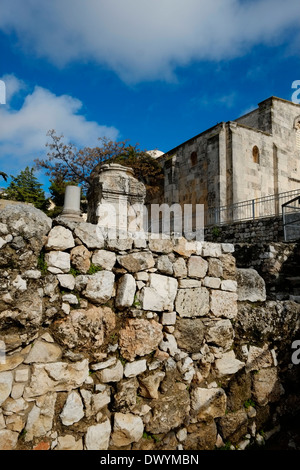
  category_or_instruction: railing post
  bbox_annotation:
[252,199,255,220]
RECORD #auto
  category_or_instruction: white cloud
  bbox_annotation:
[0,74,119,169]
[0,0,299,83]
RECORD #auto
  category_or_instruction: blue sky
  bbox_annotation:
[0,0,300,195]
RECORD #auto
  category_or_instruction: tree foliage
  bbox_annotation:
[3,166,49,210]
[35,130,164,203]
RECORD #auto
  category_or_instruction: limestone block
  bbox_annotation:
[70,245,91,273]
[252,367,281,405]
[145,384,190,434]
[23,359,89,398]
[161,311,177,325]
[214,351,245,377]
[191,387,227,420]
[222,243,235,253]
[175,287,210,317]
[204,319,234,350]
[85,419,111,450]
[0,371,13,405]
[12,275,27,292]
[25,392,57,441]
[210,290,238,319]
[97,360,124,383]
[245,345,273,372]
[111,413,144,447]
[187,256,208,279]
[148,237,173,254]
[115,273,136,309]
[24,339,62,364]
[174,318,205,353]
[173,257,187,278]
[92,249,116,270]
[119,319,163,362]
[46,226,75,251]
[202,242,222,258]
[117,251,155,272]
[156,255,173,275]
[159,333,178,356]
[237,268,266,302]
[62,294,79,305]
[74,223,105,249]
[141,273,178,312]
[202,277,221,289]
[173,238,196,257]
[54,305,115,351]
[0,430,19,450]
[138,371,165,399]
[217,408,248,443]
[0,203,52,252]
[178,279,202,288]
[57,274,76,291]
[83,270,115,304]
[92,390,111,413]
[45,251,71,274]
[60,391,84,426]
[221,279,237,292]
[124,359,147,378]
[56,435,83,450]
[208,258,223,278]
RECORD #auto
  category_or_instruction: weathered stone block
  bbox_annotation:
[83,270,115,304]
[115,273,136,309]
[237,268,266,302]
[111,413,144,447]
[117,251,155,272]
[204,319,234,350]
[45,251,70,274]
[85,419,111,450]
[119,319,163,362]
[141,273,178,312]
[210,290,238,319]
[187,256,208,279]
[46,226,75,251]
[175,287,210,317]
[191,387,227,420]
[174,318,205,353]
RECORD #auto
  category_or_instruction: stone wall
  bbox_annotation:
[204,216,284,244]
[0,204,299,451]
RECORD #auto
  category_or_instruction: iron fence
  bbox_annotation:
[206,189,300,227]
[282,195,300,242]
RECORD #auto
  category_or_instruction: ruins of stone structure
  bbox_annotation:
[152,97,300,226]
[0,203,299,450]
[87,163,146,233]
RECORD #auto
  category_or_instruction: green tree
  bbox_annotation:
[35,130,164,203]
[4,166,49,211]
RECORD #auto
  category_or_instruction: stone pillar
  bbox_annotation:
[61,185,82,221]
[87,163,146,234]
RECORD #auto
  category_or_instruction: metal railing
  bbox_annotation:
[206,189,300,227]
[282,195,300,242]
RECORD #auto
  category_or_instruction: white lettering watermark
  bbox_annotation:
[95,202,205,241]
[291,340,300,365]
[0,80,6,105]
[0,340,6,364]
[291,80,300,104]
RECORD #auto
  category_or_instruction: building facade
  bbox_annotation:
[154,97,300,226]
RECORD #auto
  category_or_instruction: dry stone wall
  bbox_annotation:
[0,204,299,451]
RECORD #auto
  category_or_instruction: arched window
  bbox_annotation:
[190,151,197,166]
[252,145,260,164]
[294,116,300,151]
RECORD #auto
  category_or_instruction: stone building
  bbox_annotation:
[153,96,300,226]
